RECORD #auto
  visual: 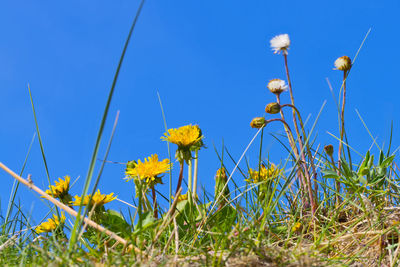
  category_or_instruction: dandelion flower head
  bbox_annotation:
[246,164,282,183]
[71,189,116,207]
[292,222,302,232]
[171,193,188,202]
[267,79,288,95]
[270,34,290,55]
[125,154,170,186]
[36,213,66,234]
[45,176,70,199]
[162,125,203,149]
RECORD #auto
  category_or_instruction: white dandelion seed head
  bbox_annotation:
[270,34,290,55]
[334,56,352,71]
[267,79,288,94]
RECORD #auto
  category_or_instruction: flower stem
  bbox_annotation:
[188,158,193,193]
[281,104,319,199]
[152,186,158,219]
[338,71,347,171]
[337,71,347,205]
[275,95,307,194]
[193,150,199,200]
[283,54,316,214]
[176,161,184,194]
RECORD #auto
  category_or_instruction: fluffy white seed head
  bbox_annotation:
[267,79,288,95]
[270,34,290,55]
[334,56,352,71]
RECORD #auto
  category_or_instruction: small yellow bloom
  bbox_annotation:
[45,176,70,198]
[215,167,227,180]
[246,164,282,183]
[162,125,203,149]
[125,154,170,186]
[171,193,188,202]
[70,189,116,207]
[292,222,302,232]
[36,213,66,234]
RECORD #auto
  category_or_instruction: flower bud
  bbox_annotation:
[267,79,288,95]
[334,56,352,71]
[215,167,230,207]
[250,117,266,129]
[324,145,334,157]
[265,103,281,114]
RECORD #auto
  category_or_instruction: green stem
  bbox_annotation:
[193,150,199,200]
[188,158,193,193]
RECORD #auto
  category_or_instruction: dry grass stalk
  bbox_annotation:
[0,161,141,253]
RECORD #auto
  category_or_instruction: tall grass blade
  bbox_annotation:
[28,85,59,217]
[157,91,173,206]
[2,133,36,235]
[68,0,146,249]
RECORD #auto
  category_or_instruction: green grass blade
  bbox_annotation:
[2,133,36,235]
[68,0,146,249]
[28,85,59,218]
[157,91,173,207]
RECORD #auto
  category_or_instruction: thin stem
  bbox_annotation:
[283,54,316,214]
[193,150,199,200]
[152,186,158,219]
[338,71,347,171]
[283,54,302,147]
[281,104,318,197]
[328,153,341,206]
[276,95,306,193]
[175,161,184,194]
[336,71,347,205]
[188,158,193,193]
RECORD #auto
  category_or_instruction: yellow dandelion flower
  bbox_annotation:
[70,189,116,207]
[161,125,203,148]
[44,176,70,198]
[246,164,282,183]
[292,222,302,232]
[125,154,170,186]
[36,213,66,234]
[171,193,188,202]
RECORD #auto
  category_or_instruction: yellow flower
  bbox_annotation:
[36,213,66,234]
[70,189,116,207]
[125,154,170,186]
[162,125,203,149]
[246,164,282,183]
[292,222,302,232]
[171,193,188,202]
[45,176,70,198]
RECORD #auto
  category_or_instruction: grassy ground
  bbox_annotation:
[1,3,398,266]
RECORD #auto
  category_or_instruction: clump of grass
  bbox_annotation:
[1,9,398,267]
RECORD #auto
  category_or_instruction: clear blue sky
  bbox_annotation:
[1,0,399,222]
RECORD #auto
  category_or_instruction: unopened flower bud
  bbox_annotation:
[215,167,230,207]
[324,145,334,156]
[250,117,266,129]
[334,56,352,71]
[267,79,288,95]
[265,103,281,114]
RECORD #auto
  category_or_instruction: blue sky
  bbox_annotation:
[1,0,399,222]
